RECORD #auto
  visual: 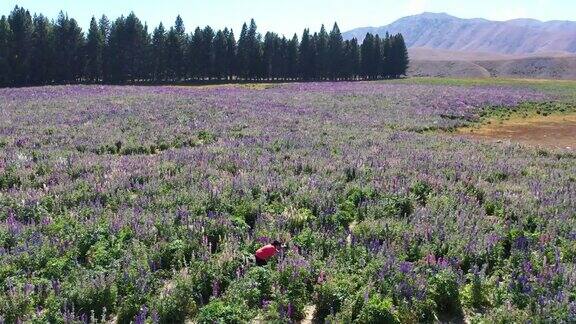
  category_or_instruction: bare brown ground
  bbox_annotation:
[458,114,576,150]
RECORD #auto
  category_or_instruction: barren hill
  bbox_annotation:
[344,12,576,55]
[344,13,576,79]
[407,48,576,79]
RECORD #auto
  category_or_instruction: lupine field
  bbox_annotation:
[1,79,575,323]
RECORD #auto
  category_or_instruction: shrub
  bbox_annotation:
[226,267,273,308]
[324,288,371,323]
[0,285,35,323]
[429,269,462,317]
[314,276,360,321]
[232,200,259,229]
[197,130,216,144]
[354,294,399,324]
[117,294,144,324]
[485,171,509,183]
[464,183,485,204]
[374,194,414,219]
[276,254,314,321]
[485,201,505,218]
[409,180,433,205]
[293,227,318,251]
[332,209,356,228]
[0,169,21,190]
[66,273,118,320]
[196,299,252,324]
[351,219,390,243]
[153,279,199,324]
[160,239,188,269]
[396,298,435,324]
[461,272,487,309]
[285,207,315,232]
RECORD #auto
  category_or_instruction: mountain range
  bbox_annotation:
[343,13,576,79]
[343,12,576,55]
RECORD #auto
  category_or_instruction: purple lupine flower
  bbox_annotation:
[212,280,220,297]
[399,261,413,274]
[134,306,147,324]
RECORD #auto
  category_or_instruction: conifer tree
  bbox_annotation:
[278,36,289,78]
[165,16,186,80]
[187,27,203,80]
[98,15,110,41]
[263,32,279,79]
[0,5,409,87]
[236,22,249,80]
[0,16,11,86]
[53,12,84,83]
[85,16,104,82]
[224,28,237,80]
[390,33,409,77]
[175,16,187,79]
[343,38,360,80]
[247,19,262,80]
[124,13,148,82]
[212,29,227,80]
[105,15,126,82]
[360,33,375,79]
[99,15,112,81]
[201,26,215,79]
[374,35,382,78]
[328,23,344,80]
[165,27,180,80]
[381,32,392,78]
[299,29,315,80]
[8,6,33,85]
[174,15,185,38]
[286,34,299,80]
[316,25,329,79]
[151,23,167,82]
[30,14,54,85]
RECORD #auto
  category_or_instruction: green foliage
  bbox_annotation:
[152,277,199,324]
[461,272,487,309]
[226,267,273,308]
[374,194,414,219]
[410,180,433,204]
[0,168,21,190]
[66,273,119,320]
[314,275,361,321]
[232,200,259,229]
[485,171,509,183]
[464,183,485,204]
[485,200,506,218]
[293,227,318,251]
[286,207,315,232]
[0,287,35,323]
[197,299,252,324]
[354,294,399,324]
[429,270,462,316]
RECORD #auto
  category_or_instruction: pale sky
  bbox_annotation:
[1,0,574,37]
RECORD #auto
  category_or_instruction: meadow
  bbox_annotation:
[0,79,575,323]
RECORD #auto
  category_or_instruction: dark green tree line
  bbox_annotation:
[0,6,409,87]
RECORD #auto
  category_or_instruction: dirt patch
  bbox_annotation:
[458,114,576,150]
[177,83,278,90]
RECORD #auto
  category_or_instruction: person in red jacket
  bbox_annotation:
[255,240,282,266]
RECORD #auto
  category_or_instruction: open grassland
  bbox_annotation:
[0,79,575,323]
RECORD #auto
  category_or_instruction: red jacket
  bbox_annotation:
[255,244,278,260]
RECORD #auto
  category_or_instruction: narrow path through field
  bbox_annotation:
[299,305,316,324]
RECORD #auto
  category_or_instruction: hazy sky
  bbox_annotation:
[1,0,574,36]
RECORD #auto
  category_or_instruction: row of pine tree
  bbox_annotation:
[0,6,409,87]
